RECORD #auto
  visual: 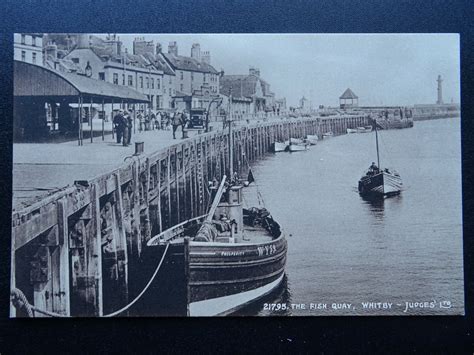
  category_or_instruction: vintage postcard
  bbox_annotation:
[10,33,462,317]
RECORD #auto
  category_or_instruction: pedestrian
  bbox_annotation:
[122,111,131,146]
[181,110,188,138]
[156,112,162,130]
[113,109,125,144]
[126,111,133,145]
[172,111,182,139]
[277,107,280,115]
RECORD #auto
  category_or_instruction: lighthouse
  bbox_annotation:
[436,75,444,105]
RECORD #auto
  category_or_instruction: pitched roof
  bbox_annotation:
[220,75,268,99]
[162,53,218,74]
[14,60,149,103]
[141,53,175,76]
[340,88,358,99]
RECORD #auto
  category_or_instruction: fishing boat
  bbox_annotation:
[305,134,318,145]
[322,131,333,138]
[287,141,308,152]
[347,128,358,134]
[358,120,402,197]
[147,108,287,316]
[271,141,288,152]
[356,126,373,133]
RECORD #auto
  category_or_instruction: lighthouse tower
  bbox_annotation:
[436,75,444,105]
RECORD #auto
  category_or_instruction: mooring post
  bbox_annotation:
[90,183,103,316]
[56,198,71,316]
[113,173,129,310]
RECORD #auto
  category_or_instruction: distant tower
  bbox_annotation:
[437,75,444,105]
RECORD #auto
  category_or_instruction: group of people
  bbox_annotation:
[113,109,190,146]
[113,109,133,146]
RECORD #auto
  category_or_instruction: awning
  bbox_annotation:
[14,60,149,103]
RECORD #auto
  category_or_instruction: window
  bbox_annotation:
[71,58,79,64]
[169,88,171,95]
[180,71,183,80]
[99,72,105,81]
[140,76,143,88]
[21,51,25,61]
[180,84,184,92]
[150,95,154,109]
[113,73,119,85]
[128,75,133,86]
[146,77,149,89]
[191,72,194,81]
[32,36,36,46]
[151,78,154,89]
[122,74,125,85]
[21,34,25,44]
[169,76,172,84]
[157,79,161,90]
[203,74,207,83]
[32,52,36,64]
[156,96,161,108]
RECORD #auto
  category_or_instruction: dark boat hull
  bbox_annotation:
[186,236,287,316]
[358,171,402,197]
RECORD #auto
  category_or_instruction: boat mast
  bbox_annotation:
[228,92,234,176]
[374,116,380,168]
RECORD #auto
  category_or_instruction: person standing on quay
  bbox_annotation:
[113,109,125,144]
[172,111,182,139]
[125,111,133,145]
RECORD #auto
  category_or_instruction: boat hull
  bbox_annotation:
[305,135,318,145]
[272,141,288,152]
[347,128,357,134]
[288,143,308,152]
[358,171,402,197]
[187,236,287,316]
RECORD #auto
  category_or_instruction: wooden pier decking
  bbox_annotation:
[10,114,369,317]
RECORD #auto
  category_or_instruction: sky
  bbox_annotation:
[108,34,460,107]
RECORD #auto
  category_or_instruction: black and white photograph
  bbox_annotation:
[10,33,463,317]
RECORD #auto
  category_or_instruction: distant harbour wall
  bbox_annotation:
[10,114,369,317]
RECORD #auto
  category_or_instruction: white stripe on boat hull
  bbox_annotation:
[188,273,285,316]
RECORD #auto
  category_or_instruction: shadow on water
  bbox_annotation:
[231,274,292,316]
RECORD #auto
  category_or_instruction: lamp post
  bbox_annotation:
[205,97,222,133]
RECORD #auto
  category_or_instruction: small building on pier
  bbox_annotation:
[14,60,149,143]
[339,88,359,109]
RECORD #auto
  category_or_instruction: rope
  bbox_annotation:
[104,242,169,317]
[10,243,170,318]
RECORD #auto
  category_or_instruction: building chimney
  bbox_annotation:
[436,74,444,105]
[191,43,201,61]
[201,50,211,65]
[76,34,90,49]
[156,42,162,55]
[249,67,260,77]
[45,41,58,60]
[168,41,178,56]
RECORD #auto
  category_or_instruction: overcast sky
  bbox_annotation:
[110,34,460,107]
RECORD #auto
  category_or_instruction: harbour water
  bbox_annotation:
[238,117,464,316]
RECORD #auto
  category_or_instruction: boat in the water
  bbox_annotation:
[147,111,287,316]
[288,142,308,152]
[358,120,402,197]
[147,175,287,316]
[322,131,333,138]
[347,128,358,134]
[271,141,288,152]
[305,134,318,145]
[356,126,373,133]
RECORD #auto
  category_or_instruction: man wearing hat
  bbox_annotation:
[113,109,125,144]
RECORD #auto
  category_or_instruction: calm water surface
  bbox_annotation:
[238,117,463,316]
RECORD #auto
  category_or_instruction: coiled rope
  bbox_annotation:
[10,242,170,318]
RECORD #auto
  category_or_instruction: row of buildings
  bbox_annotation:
[14,33,286,124]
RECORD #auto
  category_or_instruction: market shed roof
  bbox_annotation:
[14,60,149,103]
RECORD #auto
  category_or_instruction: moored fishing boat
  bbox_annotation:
[147,175,287,316]
[271,141,288,152]
[305,134,318,145]
[288,141,308,152]
[347,128,358,134]
[322,131,333,138]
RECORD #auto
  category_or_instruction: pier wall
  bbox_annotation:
[10,114,368,317]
